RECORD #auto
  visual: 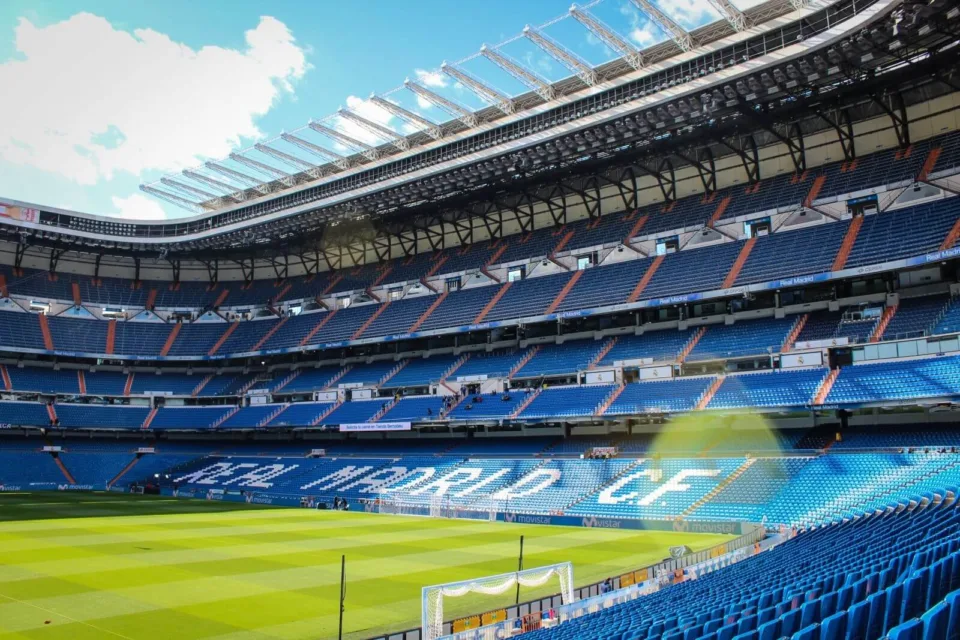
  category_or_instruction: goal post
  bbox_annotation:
[421,562,575,640]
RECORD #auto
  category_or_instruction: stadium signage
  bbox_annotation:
[339,422,412,432]
[0,485,22,491]
[58,484,94,491]
[582,517,622,529]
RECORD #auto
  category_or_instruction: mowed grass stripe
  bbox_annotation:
[0,493,731,640]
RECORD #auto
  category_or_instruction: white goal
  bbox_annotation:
[421,562,575,640]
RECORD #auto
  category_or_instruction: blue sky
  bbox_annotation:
[0,0,751,220]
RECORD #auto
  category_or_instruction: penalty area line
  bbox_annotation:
[0,591,136,639]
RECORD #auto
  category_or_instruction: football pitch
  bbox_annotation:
[0,493,732,640]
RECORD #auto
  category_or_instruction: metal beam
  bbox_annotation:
[160,178,220,202]
[337,108,410,151]
[182,170,247,200]
[440,62,514,114]
[280,133,350,170]
[628,0,694,51]
[229,152,295,187]
[479,45,555,101]
[523,25,597,86]
[368,95,443,140]
[403,79,479,127]
[139,185,205,213]
[255,143,326,178]
[308,121,380,161]
[569,4,643,69]
[204,162,271,195]
[705,0,749,32]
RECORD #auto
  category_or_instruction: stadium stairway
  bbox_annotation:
[781,314,809,352]
[624,213,649,243]
[0,364,11,391]
[208,321,239,356]
[831,215,864,271]
[53,454,75,485]
[509,346,541,378]
[259,404,289,427]
[0,273,7,298]
[71,282,81,306]
[105,319,116,354]
[870,305,899,342]
[38,313,54,350]
[77,371,87,395]
[311,401,342,426]
[596,384,626,416]
[107,456,140,489]
[627,255,664,303]
[379,361,408,387]
[918,146,942,181]
[251,316,288,351]
[123,373,134,396]
[941,217,960,251]
[159,323,181,357]
[352,303,390,339]
[696,377,725,410]
[678,327,707,363]
[510,389,542,418]
[322,366,352,390]
[813,369,840,405]
[722,238,757,289]
[589,337,618,369]
[212,407,239,428]
[191,374,213,397]
[213,287,230,307]
[272,370,301,393]
[144,287,157,310]
[141,408,158,430]
[804,174,827,206]
[474,282,512,324]
[545,271,583,314]
[408,291,449,333]
[46,403,56,425]
[681,458,757,516]
[708,195,733,227]
[560,460,644,513]
[299,310,339,346]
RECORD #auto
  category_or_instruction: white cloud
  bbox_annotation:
[414,68,448,88]
[0,13,308,186]
[335,94,400,145]
[110,193,167,220]
[415,95,435,110]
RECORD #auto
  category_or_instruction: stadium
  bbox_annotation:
[3,0,960,637]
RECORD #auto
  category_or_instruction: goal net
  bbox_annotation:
[421,562,574,640]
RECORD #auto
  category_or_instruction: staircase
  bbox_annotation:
[323,366,353,390]
[485,242,509,268]
[236,377,261,396]
[212,406,240,429]
[321,274,343,295]
[272,283,292,304]
[781,314,809,352]
[46,403,57,424]
[803,175,827,207]
[678,327,707,363]
[551,229,575,256]
[509,388,542,419]
[192,374,214,397]
[695,376,725,410]
[77,371,87,395]
[141,407,158,430]
[352,303,390,340]
[250,317,288,351]
[707,195,733,227]
[831,216,864,271]
[440,393,467,418]
[208,321,239,356]
[589,337,619,369]
[145,288,158,310]
[721,237,758,288]
[441,354,470,381]
[0,273,7,298]
[918,146,942,181]
[71,282,82,306]
[627,255,664,302]
[105,320,116,355]
[941,218,960,251]
[473,282,512,324]
[37,313,54,350]
[544,270,583,314]
[624,214,649,243]
[213,287,231,307]
[509,345,541,378]
[379,360,408,386]
[159,323,182,357]
[0,364,11,391]
[408,291,449,333]
[123,372,135,396]
[370,398,400,422]
[425,255,449,278]
[812,368,840,405]
[107,457,140,489]
[371,266,393,287]
[272,369,301,392]
[595,384,626,416]
[869,305,898,342]
[258,404,289,427]
[300,310,338,347]
[681,458,757,517]
[311,401,343,426]
[53,455,76,485]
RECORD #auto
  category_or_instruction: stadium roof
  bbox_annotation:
[140,0,808,215]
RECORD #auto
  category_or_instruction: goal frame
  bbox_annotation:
[421,561,574,640]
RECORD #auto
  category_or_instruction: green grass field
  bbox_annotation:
[0,493,732,640]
